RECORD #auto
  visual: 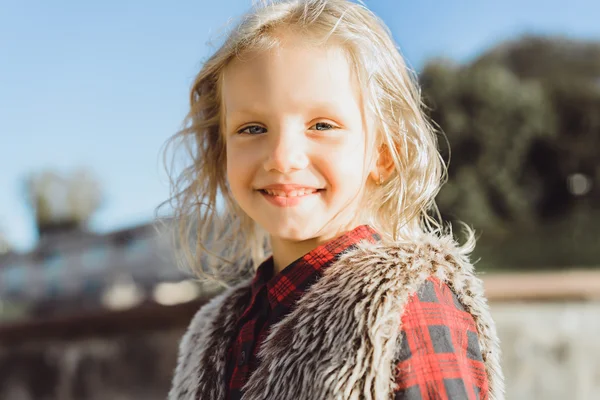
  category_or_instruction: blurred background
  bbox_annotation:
[1,0,599,398]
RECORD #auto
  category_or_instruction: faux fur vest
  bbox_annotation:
[169,234,504,400]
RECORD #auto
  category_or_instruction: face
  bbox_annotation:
[222,33,378,243]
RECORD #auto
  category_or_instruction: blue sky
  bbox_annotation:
[1,0,599,252]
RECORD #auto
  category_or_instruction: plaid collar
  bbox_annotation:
[250,225,381,310]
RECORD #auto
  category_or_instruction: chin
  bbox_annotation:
[264,223,317,242]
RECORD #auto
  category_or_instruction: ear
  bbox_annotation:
[369,144,395,185]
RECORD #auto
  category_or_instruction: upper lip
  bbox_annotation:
[259,184,323,191]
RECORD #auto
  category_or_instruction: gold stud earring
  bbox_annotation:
[378,174,384,185]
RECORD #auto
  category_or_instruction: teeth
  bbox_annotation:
[264,189,317,197]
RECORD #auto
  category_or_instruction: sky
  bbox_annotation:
[1,0,599,252]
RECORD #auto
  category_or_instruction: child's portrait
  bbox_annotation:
[1,1,598,399]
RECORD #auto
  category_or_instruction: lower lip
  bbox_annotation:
[259,190,321,207]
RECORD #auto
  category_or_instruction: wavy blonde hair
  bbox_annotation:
[160,0,473,287]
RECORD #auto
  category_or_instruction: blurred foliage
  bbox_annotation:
[0,230,10,255]
[0,300,30,323]
[23,168,103,233]
[421,36,600,269]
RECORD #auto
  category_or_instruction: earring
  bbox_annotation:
[378,174,384,185]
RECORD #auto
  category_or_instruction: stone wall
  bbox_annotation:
[492,301,600,400]
[1,301,599,399]
[0,329,183,400]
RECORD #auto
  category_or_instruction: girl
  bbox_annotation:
[165,0,504,399]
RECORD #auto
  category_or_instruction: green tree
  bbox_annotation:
[421,36,600,268]
[474,36,600,215]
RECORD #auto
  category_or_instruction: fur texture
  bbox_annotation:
[169,233,505,400]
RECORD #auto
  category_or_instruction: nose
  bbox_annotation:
[263,128,309,173]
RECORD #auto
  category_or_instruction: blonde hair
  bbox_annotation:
[160,0,473,286]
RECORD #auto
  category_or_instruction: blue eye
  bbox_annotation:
[238,125,267,135]
[312,122,334,131]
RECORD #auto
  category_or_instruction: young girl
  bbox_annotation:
[165,0,504,399]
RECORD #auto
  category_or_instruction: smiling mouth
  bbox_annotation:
[258,188,325,207]
[258,188,324,197]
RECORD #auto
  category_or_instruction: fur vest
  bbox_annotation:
[169,233,504,400]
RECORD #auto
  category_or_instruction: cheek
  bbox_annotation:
[316,157,366,202]
[225,143,242,189]
[226,142,256,189]
[323,141,368,185]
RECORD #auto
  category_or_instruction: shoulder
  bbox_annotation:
[337,231,476,276]
[401,276,481,349]
[410,276,470,313]
[400,276,481,349]
[329,232,482,301]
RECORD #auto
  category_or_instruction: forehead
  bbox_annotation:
[221,35,362,116]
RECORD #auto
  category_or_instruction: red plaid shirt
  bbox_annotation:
[224,225,489,400]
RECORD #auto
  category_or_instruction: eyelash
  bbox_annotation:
[236,122,337,135]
